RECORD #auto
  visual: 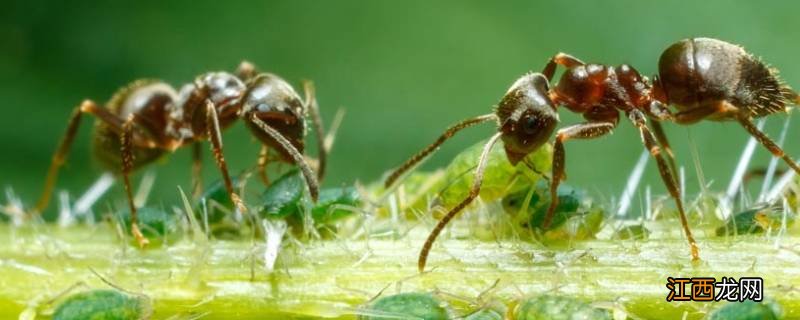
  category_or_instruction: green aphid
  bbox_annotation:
[259,169,306,219]
[195,177,240,224]
[312,186,361,224]
[438,139,552,209]
[716,208,795,236]
[706,299,782,320]
[259,170,360,225]
[117,206,179,245]
[360,292,449,320]
[502,183,603,241]
[52,289,150,320]
[513,295,611,320]
[613,224,650,240]
[465,308,504,320]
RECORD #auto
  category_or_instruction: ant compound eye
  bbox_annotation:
[523,115,541,135]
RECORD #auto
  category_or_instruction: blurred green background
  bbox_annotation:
[1,1,799,215]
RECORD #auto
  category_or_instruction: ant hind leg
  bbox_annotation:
[121,116,150,248]
[629,109,699,261]
[32,102,87,215]
[33,100,139,216]
[737,114,800,175]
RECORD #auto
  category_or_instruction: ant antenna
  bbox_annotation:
[249,114,320,201]
[418,132,502,272]
[385,114,497,189]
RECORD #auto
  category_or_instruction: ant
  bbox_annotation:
[32,61,327,247]
[385,37,800,272]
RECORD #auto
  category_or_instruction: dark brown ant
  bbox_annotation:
[385,37,800,272]
[32,61,326,247]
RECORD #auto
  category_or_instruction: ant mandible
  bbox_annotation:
[385,37,800,272]
[32,61,327,247]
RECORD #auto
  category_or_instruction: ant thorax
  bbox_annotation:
[167,72,246,141]
[552,64,653,112]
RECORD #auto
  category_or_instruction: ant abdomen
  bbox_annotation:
[658,37,789,118]
[93,80,175,171]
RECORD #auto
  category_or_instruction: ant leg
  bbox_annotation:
[249,114,320,201]
[650,120,679,182]
[542,53,585,82]
[191,142,203,199]
[674,108,714,124]
[257,145,271,185]
[418,131,502,272]
[541,120,617,229]
[205,101,247,213]
[32,102,86,215]
[737,114,800,175]
[33,100,133,215]
[629,109,699,261]
[384,114,497,188]
[121,116,149,248]
[82,101,159,148]
[303,80,327,181]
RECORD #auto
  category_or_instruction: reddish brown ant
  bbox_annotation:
[32,61,326,247]
[385,37,800,272]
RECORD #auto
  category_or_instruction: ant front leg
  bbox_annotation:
[737,113,800,175]
[191,142,203,199]
[541,120,617,229]
[542,53,585,82]
[628,109,699,261]
[257,145,271,186]
[303,80,327,181]
[205,101,247,214]
[418,132,502,272]
[120,116,149,248]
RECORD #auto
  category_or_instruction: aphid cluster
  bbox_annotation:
[384,37,800,271]
[32,61,327,246]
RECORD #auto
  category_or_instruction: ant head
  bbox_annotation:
[242,74,306,160]
[496,73,558,165]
